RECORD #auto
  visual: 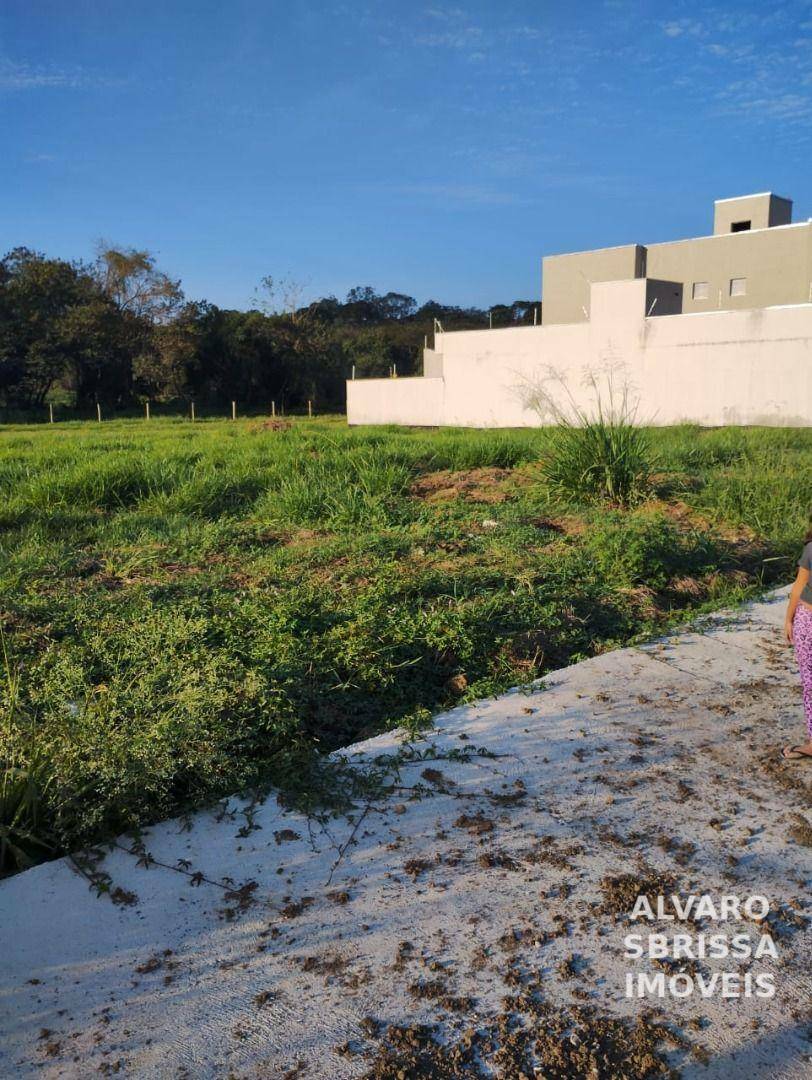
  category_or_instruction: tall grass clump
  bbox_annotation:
[259,445,413,528]
[526,369,654,505]
[0,631,54,875]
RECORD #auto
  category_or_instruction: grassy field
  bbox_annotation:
[1,415,809,873]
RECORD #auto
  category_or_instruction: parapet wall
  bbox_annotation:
[347,279,812,428]
[346,375,445,427]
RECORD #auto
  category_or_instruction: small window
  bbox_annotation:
[731,220,751,232]
[730,277,747,297]
[692,281,709,300]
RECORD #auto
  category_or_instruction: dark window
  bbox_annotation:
[731,220,751,232]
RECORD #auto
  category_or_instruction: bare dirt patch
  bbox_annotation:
[409,467,521,504]
[249,419,293,433]
[527,514,587,536]
[788,813,812,847]
[361,1003,683,1079]
[282,528,334,550]
[598,869,680,918]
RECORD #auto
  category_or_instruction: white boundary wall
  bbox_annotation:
[347,279,812,427]
[347,375,445,426]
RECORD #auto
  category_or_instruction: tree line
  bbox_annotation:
[0,245,539,415]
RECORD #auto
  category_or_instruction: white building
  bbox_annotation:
[347,193,812,428]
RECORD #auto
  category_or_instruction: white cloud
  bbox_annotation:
[503,24,545,40]
[736,91,812,121]
[417,26,484,50]
[703,41,754,60]
[425,5,468,20]
[657,6,812,130]
[662,19,704,38]
[394,182,526,207]
[0,59,121,91]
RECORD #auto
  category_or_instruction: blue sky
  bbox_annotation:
[3,1,812,310]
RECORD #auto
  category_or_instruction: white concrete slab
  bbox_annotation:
[1,587,809,1078]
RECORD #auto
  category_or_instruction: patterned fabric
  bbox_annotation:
[793,603,812,738]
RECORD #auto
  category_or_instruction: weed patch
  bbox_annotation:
[0,417,806,874]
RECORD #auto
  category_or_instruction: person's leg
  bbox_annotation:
[788,606,812,756]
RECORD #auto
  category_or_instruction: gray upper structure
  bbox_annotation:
[541,192,811,324]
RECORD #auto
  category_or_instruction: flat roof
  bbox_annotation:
[542,241,642,261]
[645,220,808,250]
[714,192,792,204]
[543,219,810,261]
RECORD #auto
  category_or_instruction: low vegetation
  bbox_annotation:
[1,417,808,874]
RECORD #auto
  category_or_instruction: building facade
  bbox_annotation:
[347,193,812,428]
[543,193,811,325]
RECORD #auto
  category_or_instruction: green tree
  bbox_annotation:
[134,303,200,402]
[0,248,108,409]
[94,246,183,322]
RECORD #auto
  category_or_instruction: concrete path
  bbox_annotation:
[1,587,810,1078]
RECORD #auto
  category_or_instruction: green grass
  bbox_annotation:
[1,414,809,874]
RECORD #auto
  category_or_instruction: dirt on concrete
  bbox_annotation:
[1,588,810,1079]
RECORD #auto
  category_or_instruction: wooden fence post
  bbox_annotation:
[97,403,102,423]
[145,401,150,421]
[307,400,312,418]
[271,400,276,417]
[191,401,196,422]
[231,400,236,421]
[49,404,54,424]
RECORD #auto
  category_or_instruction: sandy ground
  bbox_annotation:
[1,587,810,1079]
